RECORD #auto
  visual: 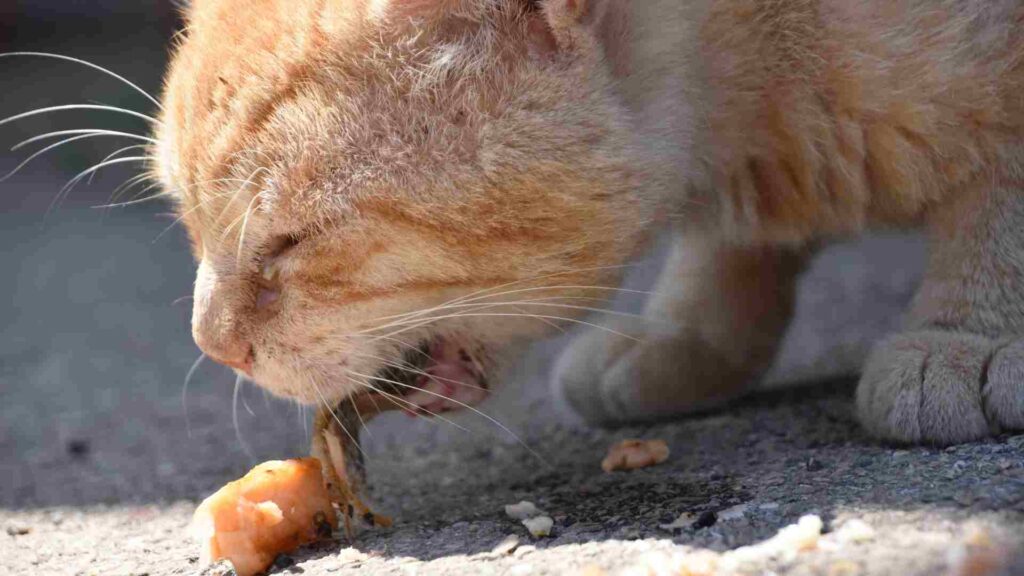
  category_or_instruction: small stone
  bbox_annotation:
[66,439,91,458]
[505,501,542,521]
[833,519,875,544]
[335,548,369,566]
[806,457,825,472]
[492,535,520,555]
[270,555,295,570]
[522,516,554,538]
[513,545,537,557]
[718,503,748,521]
[658,512,696,531]
[5,525,31,536]
[196,560,237,576]
[692,511,718,529]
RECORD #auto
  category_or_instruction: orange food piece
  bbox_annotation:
[191,458,337,576]
[601,439,670,472]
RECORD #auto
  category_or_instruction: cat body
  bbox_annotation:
[159,0,1024,444]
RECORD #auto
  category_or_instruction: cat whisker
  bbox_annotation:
[172,294,194,306]
[109,172,158,204]
[51,156,153,212]
[350,350,488,393]
[153,186,253,243]
[234,194,264,266]
[87,144,151,186]
[233,373,257,464]
[0,52,162,109]
[348,368,546,465]
[368,311,641,344]
[364,291,622,332]
[0,104,160,130]
[342,373,471,433]
[182,353,206,439]
[94,191,173,210]
[361,265,652,329]
[311,377,368,460]
[11,129,157,151]
[2,130,156,183]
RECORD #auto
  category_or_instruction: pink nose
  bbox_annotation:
[194,330,254,376]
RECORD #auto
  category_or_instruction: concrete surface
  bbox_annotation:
[0,160,1022,575]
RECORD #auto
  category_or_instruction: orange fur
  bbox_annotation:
[159,0,1024,443]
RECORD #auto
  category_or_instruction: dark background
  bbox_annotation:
[0,1,179,211]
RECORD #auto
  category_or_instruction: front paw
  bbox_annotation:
[553,324,754,427]
[856,331,1024,445]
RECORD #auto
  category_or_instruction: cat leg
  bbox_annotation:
[857,183,1024,444]
[554,232,807,426]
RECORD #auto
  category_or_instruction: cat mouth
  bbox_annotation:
[353,339,490,417]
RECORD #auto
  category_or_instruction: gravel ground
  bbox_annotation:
[1,170,1023,576]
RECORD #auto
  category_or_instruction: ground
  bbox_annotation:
[0,169,1022,576]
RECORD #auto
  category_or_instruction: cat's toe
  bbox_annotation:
[984,341,1024,431]
[553,324,642,426]
[856,330,1024,445]
[554,326,753,427]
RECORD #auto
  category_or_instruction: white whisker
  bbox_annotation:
[182,353,205,439]
[0,52,162,109]
[343,374,471,433]
[51,156,152,211]
[347,369,547,465]
[312,379,368,460]
[0,104,159,130]
[11,129,156,151]
[233,374,257,464]
[88,144,150,185]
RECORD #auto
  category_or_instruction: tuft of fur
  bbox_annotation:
[158,0,1024,444]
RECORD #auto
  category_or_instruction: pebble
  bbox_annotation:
[718,503,748,521]
[832,519,876,544]
[693,511,718,529]
[196,560,237,576]
[513,545,537,558]
[806,457,825,472]
[66,439,91,458]
[505,501,542,521]
[492,535,520,555]
[5,525,31,536]
[658,512,697,531]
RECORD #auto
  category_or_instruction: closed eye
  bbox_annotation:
[256,235,300,307]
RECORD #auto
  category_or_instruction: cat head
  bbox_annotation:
[156,0,653,407]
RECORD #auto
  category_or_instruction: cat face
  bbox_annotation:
[156,0,651,407]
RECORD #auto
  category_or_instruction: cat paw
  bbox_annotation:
[856,330,1024,445]
[553,323,753,427]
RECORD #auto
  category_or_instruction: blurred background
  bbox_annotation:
[0,0,925,511]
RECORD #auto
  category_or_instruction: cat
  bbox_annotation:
[156,0,1024,445]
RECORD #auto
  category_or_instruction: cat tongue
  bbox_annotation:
[402,342,488,416]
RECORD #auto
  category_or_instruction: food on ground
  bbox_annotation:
[190,458,337,576]
[504,501,542,521]
[522,515,554,538]
[601,439,671,472]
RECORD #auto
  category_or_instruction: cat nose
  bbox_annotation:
[195,329,254,376]
[192,259,255,376]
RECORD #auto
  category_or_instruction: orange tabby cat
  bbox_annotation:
[157,0,1024,445]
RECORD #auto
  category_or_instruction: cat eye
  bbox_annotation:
[255,235,300,308]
